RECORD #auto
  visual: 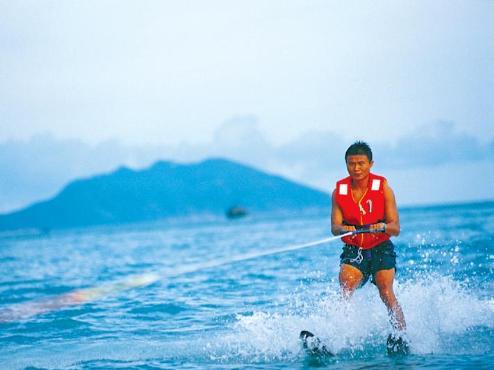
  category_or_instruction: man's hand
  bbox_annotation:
[369,222,386,233]
[339,225,357,234]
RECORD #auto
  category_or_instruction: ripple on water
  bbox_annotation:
[129,302,189,316]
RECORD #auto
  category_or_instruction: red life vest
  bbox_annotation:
[335,173,390,249]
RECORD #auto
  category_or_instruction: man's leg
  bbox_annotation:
[339,263,363,299]
[374,268,406,331]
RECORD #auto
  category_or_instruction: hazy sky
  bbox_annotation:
[1,1,493,145]
[1,1,493,212]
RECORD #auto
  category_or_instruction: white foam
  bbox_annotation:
[208,276,494,360]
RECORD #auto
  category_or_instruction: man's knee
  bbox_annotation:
[339,264,363,292]
[378,287,394,300]
[374,273,396,300]
[340,264,363,281]
[376,282,399,310]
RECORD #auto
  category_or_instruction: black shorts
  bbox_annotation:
[340,240,397,287]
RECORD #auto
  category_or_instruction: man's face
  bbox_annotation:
[346,155,373,181]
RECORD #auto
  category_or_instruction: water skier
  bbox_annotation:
[331,141,409,354]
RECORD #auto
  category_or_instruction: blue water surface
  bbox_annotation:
[0,202,493,369]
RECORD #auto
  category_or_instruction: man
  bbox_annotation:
[331,141,409,354]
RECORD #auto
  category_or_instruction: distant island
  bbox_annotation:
[0,158,329,230]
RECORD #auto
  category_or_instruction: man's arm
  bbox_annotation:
[381,180,400,236]
[331,189,356,235]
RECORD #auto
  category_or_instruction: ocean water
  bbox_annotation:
[0,202,493,369]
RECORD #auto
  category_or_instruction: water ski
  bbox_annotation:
[299,330,334,357]
[386,334,410,356]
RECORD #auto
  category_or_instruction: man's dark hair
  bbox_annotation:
[345,141,373,161]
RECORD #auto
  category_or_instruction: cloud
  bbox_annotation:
[0,120,492,212]
[0,134,173,212]
[209,115,273,163]
[208,118,493,176]
[374,121,490,168]
[181,118,494,203]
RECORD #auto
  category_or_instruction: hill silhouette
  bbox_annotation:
[0,158,329,230]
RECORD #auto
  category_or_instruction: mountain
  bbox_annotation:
[0,158,329,230]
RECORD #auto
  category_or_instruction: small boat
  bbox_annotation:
[226,206,248,219]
